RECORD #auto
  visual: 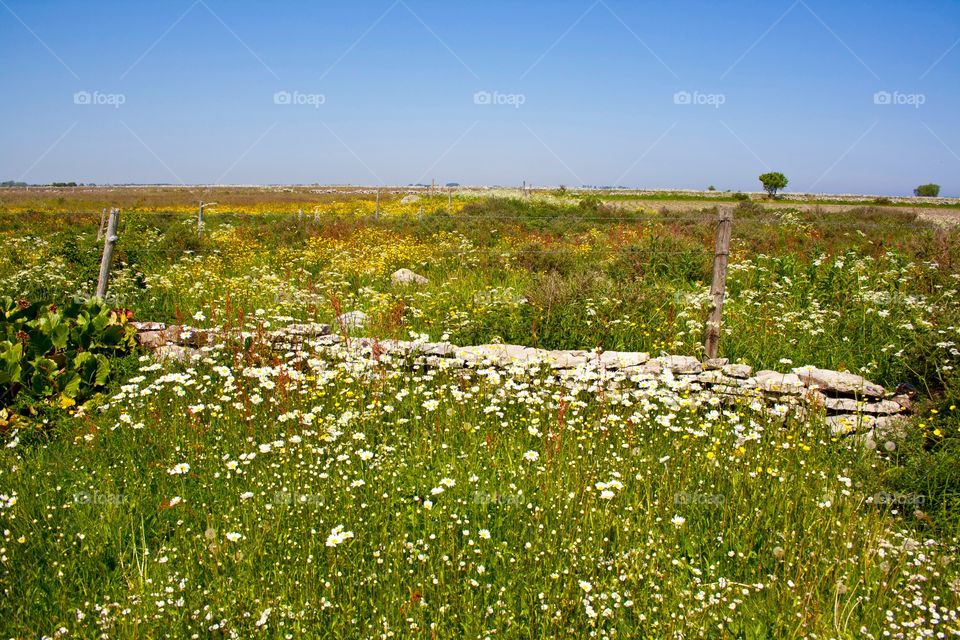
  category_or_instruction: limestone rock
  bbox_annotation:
[658,355,701,375]
[391,268,429,286]
[754,370,805,395]
[282,323,331,337]
[598,351,650,369]
[829,413,910,437]
[721,363,753,379]
[823,397,903,415]
[545,350,590,369]
[794,366,884,398]
[457,344,543,366]
[130,321,166,332]
[135,330,168,349]
[400,194,421,204]
[703,358,729,370]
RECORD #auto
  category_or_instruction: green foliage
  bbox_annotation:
[758,172,789,197]
[914,183,941,197]
[0,297,136,408]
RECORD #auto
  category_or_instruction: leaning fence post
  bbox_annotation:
[704,206,733,360]
[375,188,380,220]
[96,207,106,240]
[95,208,120,300]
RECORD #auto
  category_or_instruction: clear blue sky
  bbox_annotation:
[1,0,958,195]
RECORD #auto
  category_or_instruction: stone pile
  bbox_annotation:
[130,321,911,441]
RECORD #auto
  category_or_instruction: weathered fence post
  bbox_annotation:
[95,208,119,300]
[298,207,303,222]
[197,201,204,237]
[375,188,380,220]
[447,187,452,213]
[418,205,423,222]
[96,207,106,240]
[704,206,733,360]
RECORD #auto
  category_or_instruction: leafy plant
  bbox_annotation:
[0,297,136,409]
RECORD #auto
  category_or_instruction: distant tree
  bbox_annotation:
[707,185,716,191]
[914,183,941,197]
[758,172,788,198]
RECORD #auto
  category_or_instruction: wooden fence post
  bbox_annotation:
[704,206,733,360]
[375,188,380,220]
[447,187,452,213]
[96,207,106,241]
[197,201,204,237]
[95,208,119,300]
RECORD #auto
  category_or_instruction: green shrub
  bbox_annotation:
[0,297,136,409]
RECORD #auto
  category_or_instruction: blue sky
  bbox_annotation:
[1,0,958,195]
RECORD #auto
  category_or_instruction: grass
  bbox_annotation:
[0,194,958,638]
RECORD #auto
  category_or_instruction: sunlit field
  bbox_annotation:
[1,190,959,638]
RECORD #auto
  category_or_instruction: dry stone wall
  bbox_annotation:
[130,321,913,442]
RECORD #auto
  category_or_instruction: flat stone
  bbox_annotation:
[794,366,884,398]
[754,370,805,395]
[703,358,729,370]
[598,351,650,369]
[400,194,421,204]
[456,344,543,366]
[135,330,168,349]
[282,323,331,336]
[130,321,166,332]
[545,350,590,369]
[710,384,764,400]
[830,414,910,438]
[721,363,753,379]
[420,342,457,357]
[658,355,701,374]
[823,397,903,415]
[892,394,912,412]
[391,268,429,285]
[696,370,736,385]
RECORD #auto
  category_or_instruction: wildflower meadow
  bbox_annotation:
[1,189,959,638]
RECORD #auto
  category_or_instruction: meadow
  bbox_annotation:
[1,189,959,638]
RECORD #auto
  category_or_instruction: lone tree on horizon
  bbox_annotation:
[759,172,788,198]
[914,183,940,197]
